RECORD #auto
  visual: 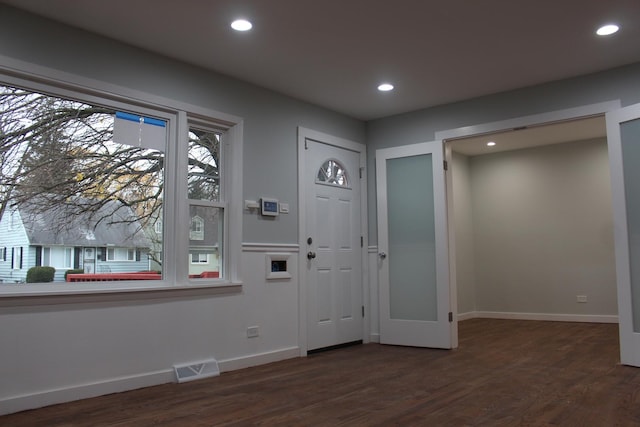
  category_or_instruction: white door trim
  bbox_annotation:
[435,101,621,142]
[437,100,621,352]
[297,127,368,356]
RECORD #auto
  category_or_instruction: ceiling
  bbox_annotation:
[2,0,640,121]
[447,115,606,156]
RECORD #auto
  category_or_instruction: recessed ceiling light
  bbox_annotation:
[596,24,619,36]
[487,141,496,147]
[231,19,253,31]
[378,83,394,92]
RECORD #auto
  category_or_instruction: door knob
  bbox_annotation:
[378,252,387,259]
[307,251,317,260]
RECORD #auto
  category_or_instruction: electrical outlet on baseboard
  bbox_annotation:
[576,295,588,303]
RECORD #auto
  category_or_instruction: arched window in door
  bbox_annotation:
[316,159,350,188]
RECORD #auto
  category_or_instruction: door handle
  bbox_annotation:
[307,251,317,260]
[378,252,387,260]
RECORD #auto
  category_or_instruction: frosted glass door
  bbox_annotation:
[386,154,437,321]
[376,140,453,349]
[607,103,640,367]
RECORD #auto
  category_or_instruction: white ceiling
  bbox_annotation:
[447,115,606,157]
[2,0,640,121]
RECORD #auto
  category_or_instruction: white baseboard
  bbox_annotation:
[369,333,380,343]
[218,346,299,372]
[0,368,175,416]
[460,311,618,323]
[457,311,477,321]
[1,347,300,416]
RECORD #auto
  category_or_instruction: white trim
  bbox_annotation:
[0,346,299,416]
[457,311,477,321]
[435,101,621,142]
[297,127,368,355]
[0,368,175,416]
[217,346,299,372]
[439,101,623,352]
[242,243,300,252]
[460,311,618,323]
[369,333,380,343]
[0,54,242,126]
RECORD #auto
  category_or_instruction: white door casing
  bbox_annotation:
[376,141,453,348]
[607,102,640,366]
[298,128,367,353]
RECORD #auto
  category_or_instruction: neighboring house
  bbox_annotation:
[144,207,220,276]
[188,207,220,276]
[0,198,152,283]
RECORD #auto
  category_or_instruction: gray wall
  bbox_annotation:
[454,139,617,316]
[0,5,365,244]
[366,62,640,242]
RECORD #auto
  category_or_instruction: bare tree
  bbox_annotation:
[0,84,219,255]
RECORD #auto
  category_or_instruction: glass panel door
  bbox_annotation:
[386,154,438,321]
[376,140,453,348]
[607,103,640,366]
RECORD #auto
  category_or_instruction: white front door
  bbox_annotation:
[607,102,640,366]
[376,141,454,348]
[302,131,364,351]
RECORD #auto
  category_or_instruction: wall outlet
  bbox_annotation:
[246,326,259,338]
[576,295,588,303]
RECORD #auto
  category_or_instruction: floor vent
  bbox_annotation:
[173,359,220,383]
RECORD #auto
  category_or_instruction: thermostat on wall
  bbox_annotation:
[260,198,279,216]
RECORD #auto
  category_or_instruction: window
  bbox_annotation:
[0,68,242,291]
[106,248,137,262]
[12,247,22,270]
[190,251,210,264]
[42,247,73,269]
[190,216,204,240]
[0,247,5,261]
[187,125,225,279]
[317,159,349,188]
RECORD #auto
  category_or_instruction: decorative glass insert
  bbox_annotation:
[316,159,349,187]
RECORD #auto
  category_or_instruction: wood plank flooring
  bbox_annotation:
[3,319,640,426]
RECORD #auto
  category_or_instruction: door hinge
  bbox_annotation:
[362,306,365,318]
[305,139,309,150]
[448,312,453,322]
[359,167,364,179]
[360,236,363,247]
[443,160,448,171]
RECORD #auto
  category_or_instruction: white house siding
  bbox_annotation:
[0,210,30,283]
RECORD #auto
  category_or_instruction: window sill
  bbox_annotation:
[0,280,242,306]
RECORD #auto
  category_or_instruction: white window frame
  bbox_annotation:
[42,246,74,270]
[12,246,22,270]
[0,247,6,262]
[190,251,210,264]
[0,57,243,296]
[106,248,136,262]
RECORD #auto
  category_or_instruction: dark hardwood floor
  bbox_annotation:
[3,319,640,426]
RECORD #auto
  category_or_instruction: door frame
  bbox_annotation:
[297,127,368,356]
[436,100,620,332]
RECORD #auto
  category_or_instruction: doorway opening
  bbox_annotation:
[444,115,618,326]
